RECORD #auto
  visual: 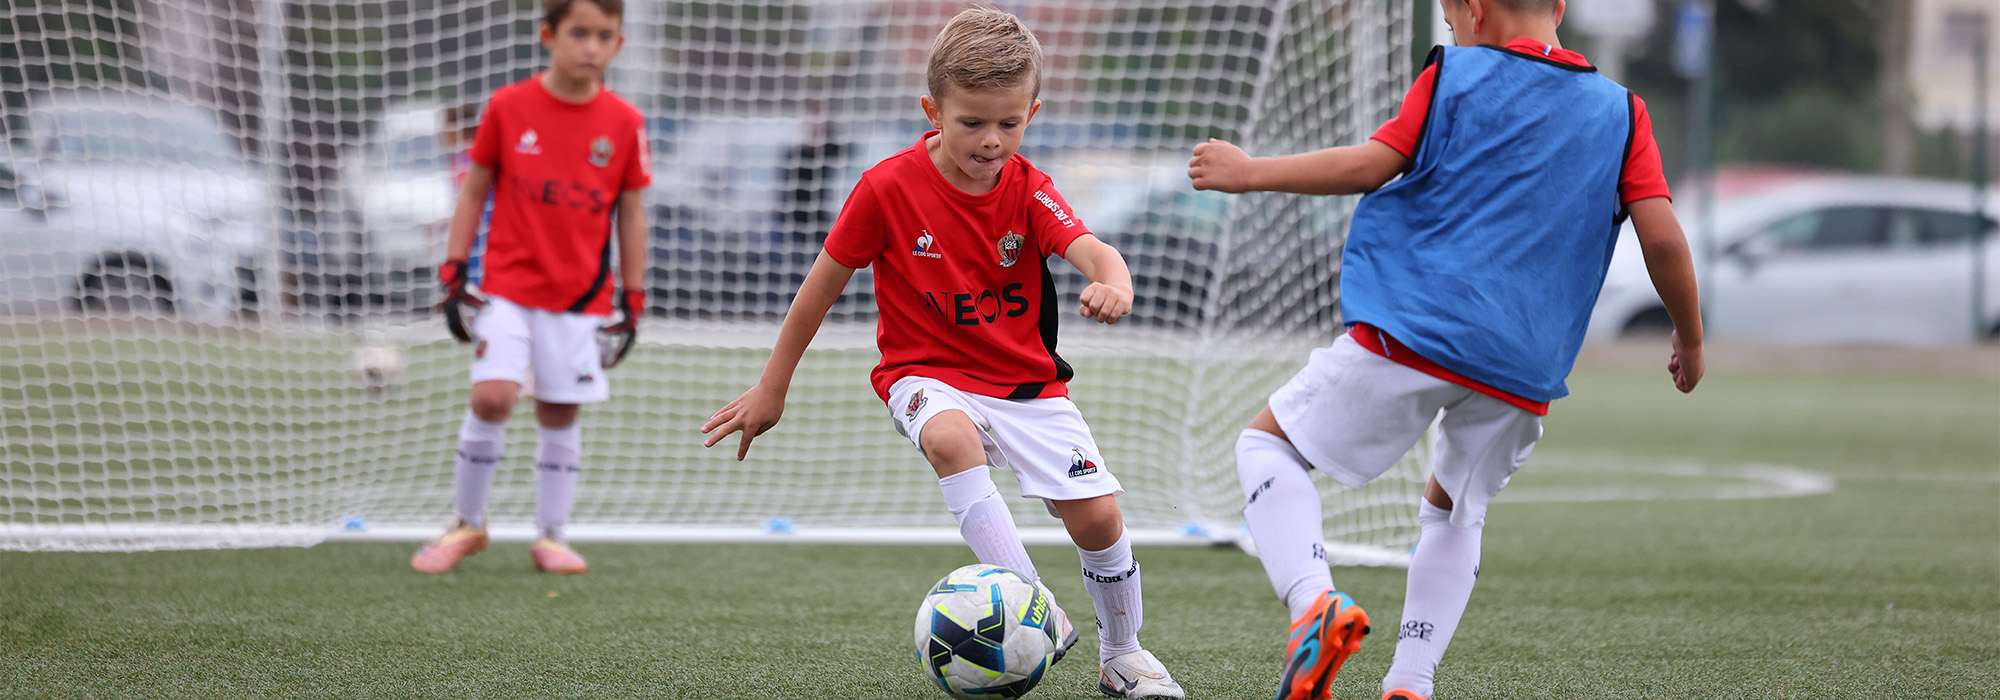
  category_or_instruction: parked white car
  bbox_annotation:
[342,102,453,298]
[1589,174,2000,345]
[0,93,271,322]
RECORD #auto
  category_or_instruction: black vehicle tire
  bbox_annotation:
[71,251,176,317]
[1619,307,1675,337]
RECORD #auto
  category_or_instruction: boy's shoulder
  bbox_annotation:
[593,88,645,122]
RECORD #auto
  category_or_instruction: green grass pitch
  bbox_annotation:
[3,356,1997,699]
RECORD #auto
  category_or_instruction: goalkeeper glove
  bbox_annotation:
[598,287,643,369]
[440,258,485,343]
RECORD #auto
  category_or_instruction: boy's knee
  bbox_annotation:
[468,382,518,421]
[918,410,986,475]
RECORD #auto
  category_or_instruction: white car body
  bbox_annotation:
[1589,175,2000,345]
[0,93,272,322]
[342,103,453,281]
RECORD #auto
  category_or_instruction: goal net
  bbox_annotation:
[0,0,1423,563]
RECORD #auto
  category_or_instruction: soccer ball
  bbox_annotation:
[352,343,407,393]
[913,564,1059,699]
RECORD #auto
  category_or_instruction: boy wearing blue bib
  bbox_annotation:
[1188,1,1705,699]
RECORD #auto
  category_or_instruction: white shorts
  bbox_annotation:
[1269,334,1542,527]
[886,376,1123,506]
[468,296,609,405]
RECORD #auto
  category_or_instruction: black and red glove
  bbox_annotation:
[597,287,643,369]
[440,258,485,343]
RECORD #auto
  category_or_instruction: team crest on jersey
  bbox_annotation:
[474,338,488,359]
[996,231,1025,268]
[912,230,941,259]
[1068,449,1098,478]
[589,136,613,168]
[516,129,541,155]
[904,389,928,419]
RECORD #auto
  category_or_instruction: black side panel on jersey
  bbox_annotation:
[1005,257,1073,399]
[1405,45,1446,171]
[1614,90,1638,227]
[566,218,617,313]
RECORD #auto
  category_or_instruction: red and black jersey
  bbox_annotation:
[825,133,1091,401]
[468,76,651,315]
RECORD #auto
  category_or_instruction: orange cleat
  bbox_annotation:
[410,519,488,573]
[530,537,589,575]
[1382,691,1429,700]
[1274,590,1370,700]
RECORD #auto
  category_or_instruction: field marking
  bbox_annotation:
[1505,453,1837,503]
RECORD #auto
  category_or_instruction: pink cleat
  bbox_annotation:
[411,519,488,573]
[530,538,588,575]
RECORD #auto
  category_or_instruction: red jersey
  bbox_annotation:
[824,134,1091,401]
[468,77,651,315]
[1372,38,1671,205]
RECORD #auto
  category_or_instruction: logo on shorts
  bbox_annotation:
[912,231,941,259]
[905,389,928,419]
[474,338,488,359]
[1068,448,1098,478]
[576,373,595,385]
[996,231,1025,268]
[516,129,541,155]
[588,136,613,168]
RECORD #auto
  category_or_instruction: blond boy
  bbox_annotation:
[703,8,1184,698]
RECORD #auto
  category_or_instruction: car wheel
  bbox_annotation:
[72,251,176,317]
[1619,307,1674,337]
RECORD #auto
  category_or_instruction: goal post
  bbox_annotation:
[1,0,1423,564]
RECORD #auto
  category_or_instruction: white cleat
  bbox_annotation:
[1099,649,1185,699]
[1037,581,1082,664]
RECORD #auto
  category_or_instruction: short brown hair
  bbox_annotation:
[926,6,1044,102]
[1478,0,1560,15]
[545,0,622,28]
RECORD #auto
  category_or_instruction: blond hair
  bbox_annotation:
[926,6,1044,102]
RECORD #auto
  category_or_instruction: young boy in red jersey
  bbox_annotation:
[1188,1,1704,699]
[701,8,1183,698]
[412,0,650,576]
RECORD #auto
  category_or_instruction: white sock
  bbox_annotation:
[1382,501,1483,698]
[453,410,506,528]
[1078,530,1143,663]
[1237,429,1335,621]
[534,422,583,540]
[939,466,1039,582]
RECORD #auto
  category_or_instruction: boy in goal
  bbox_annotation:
[1188,1,1705,698]
[413,0,651,576]
[701,8,1185,698]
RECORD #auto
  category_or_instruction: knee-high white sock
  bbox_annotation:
[1078,530,1143,663]
[1237,429,1335,621]
[454,410,507,528]
[939,466,1039,582]
[533,422,583,540]
[1382,501,1483,698]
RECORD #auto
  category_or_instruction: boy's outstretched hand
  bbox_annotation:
[702,384,786,460]
[1079,282,1133,324]
[1669,330,1705,393]
[1188,138,1254,193]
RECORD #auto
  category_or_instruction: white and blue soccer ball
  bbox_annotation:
[913,564,1059,699]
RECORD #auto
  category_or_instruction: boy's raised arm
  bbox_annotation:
[1189,138,1408,196]
[1627,196,1705,393]
[702,249,859,459]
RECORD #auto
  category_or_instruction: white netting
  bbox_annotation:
[0,0,1422,560]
